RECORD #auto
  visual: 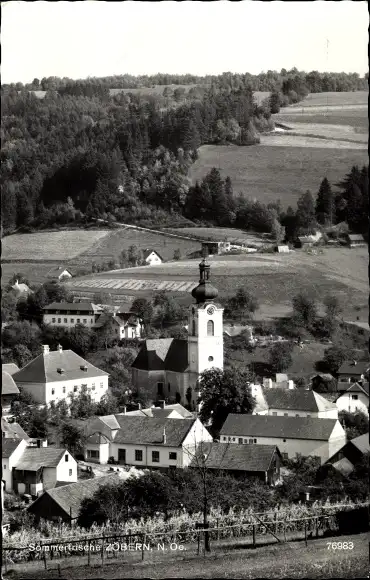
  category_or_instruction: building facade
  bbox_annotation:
[43,302,103,329]
[335,382,369,415]
[12,345,109,405]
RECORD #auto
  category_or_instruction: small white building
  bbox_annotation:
[143,249,163,266]
[95,311,143,340]
[12,345,109,406]
[2,370,20,417]
[11,280,33,298]
[220,414,346,464]
[46,266,73,281]
[335,382,369,415]
[2,438,28,492]
[337,360,370,392]
[9,446,77,496]
[79,415,212,467]
[251,386,338,419]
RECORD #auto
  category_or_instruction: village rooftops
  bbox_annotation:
[221,415,339,441]
[349,433,370,454]
[28,474,120,520]
[1,418,30,440]
[191,443,281,472]
[43,302,102,313]
[347,234,365,242]
[132,338,189,372]
[263,389,337,413]
[12,346,109,383]
[14,448,68,471]
[2,438,24,458]
[337,360,369,376]
[338,382,369,397]
[2,371,20,396]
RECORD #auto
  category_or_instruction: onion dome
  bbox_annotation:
[191,259,219,304]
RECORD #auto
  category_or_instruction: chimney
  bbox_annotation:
[14,280,19,287]
[42,345,50,355]
[123,406,127,415]
[352,360,357,366]
[159,400,166,409]
[163,427,167,444]
[57,344,63,353]
[137,403,141,410]
[288,380,294,390]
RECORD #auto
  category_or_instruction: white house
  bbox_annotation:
[46,266,73,281]
[11,280,33,298]
[337,360,369,392]
[1,417,30,441]
[335,382,369,415]
[251,386,338,419]
[220,414,346,464]
[143,249,163,266]
[2,438,28,492]
[12,344,109,405]
[78,415,212,467]
[94,311,143,340]
[43,302,103,329]
[10,446,77,496]
[131,259,224,408]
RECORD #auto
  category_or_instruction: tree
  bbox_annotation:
[69,386,98,419]
[198,367,255,433]
[324,294,342,318]
[339,410,369,440]
[67,324,94,356]
[225,288,259,320]
[271,218,285,244]
[60,421,87,457]
[173,248,181,261]
[43,280,73,303]
[269,341,293,372]
[96,313,118,350]
[292,292,317,327]
[130,298,153,325]
[92,291,113,305]
[322,345,353,374]
[316,178,334,225]
[127,245,140,266]
[296,190,316,232]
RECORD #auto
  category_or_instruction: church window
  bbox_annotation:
[208,356,214,362]
[157,382,164,395]
[168,383,171,392]
[207,320,214,336]
[192,320,196,336]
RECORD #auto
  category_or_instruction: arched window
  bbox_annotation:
[207,320,214,336]
[192,320,196,336]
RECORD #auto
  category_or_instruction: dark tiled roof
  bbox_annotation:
[263,389,336,412]
[43,302,100,312]
[132,339,188,372]
[340,382,369,397]
[350,433,370,454]
[337,361,370,376]
[2,371,20,395]
[190,443,279,472]
[2,363,20,376]
[2,438,24,458]
[113,416,195,446]
[14,448,68,471]
[347,234,365,242]
[221,414,338,441]
[12,349,108,383]
[143,249,163,261]
[28,475,120,519]
[47,266,73,276]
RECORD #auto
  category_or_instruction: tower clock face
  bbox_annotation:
[207,306,215,315]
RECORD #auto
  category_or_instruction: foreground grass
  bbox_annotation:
[7,533,369,579]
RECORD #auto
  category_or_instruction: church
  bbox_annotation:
[131,259,224,409]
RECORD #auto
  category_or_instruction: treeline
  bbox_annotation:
[4,68,368,94]
[1,68,367,235]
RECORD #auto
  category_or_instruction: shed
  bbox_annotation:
[275,245,290,253]
[143,249,163,266]
[346,234,366,248]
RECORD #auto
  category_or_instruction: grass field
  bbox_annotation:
[290,91,368,107]
[1,262,64,286]
[69,228,201,269]
[2,230,110,261]
[189,144,368,207]
[11,533,369,579]
[163,227,267,245]
[67,248,368,322]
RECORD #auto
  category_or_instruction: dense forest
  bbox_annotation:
[1,69,368,235]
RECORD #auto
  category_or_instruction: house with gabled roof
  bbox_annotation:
[251,386,338,419]
[1,417,30,441]
[2,438,28,492]
[11,280,33,298]
[2,363,20,376]
[220,415,346,464]
[12,344,109,405]
[190,442,282,485]
[345,234,366,248]
[43,302,103,329]
[94,311,143,340]
[143,249,163,266]
[27,474,120,523]
[46,266,74,281]
[337,360,369,391]
[11,447,77,496]
[335,382,369,415]
[324,433,369,476]
[76,415,212,467]
[132,260,224,408]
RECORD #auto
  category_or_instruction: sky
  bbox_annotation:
[1,1,368,84]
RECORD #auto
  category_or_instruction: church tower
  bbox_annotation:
[187,259,224,380]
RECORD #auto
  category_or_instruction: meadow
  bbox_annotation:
[162,227,266,246]
[189,144,368,207]
[288,91,368,107]
[67,248,368,323]
[2,230,110,261]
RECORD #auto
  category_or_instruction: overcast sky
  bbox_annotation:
[2,1,368,84]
